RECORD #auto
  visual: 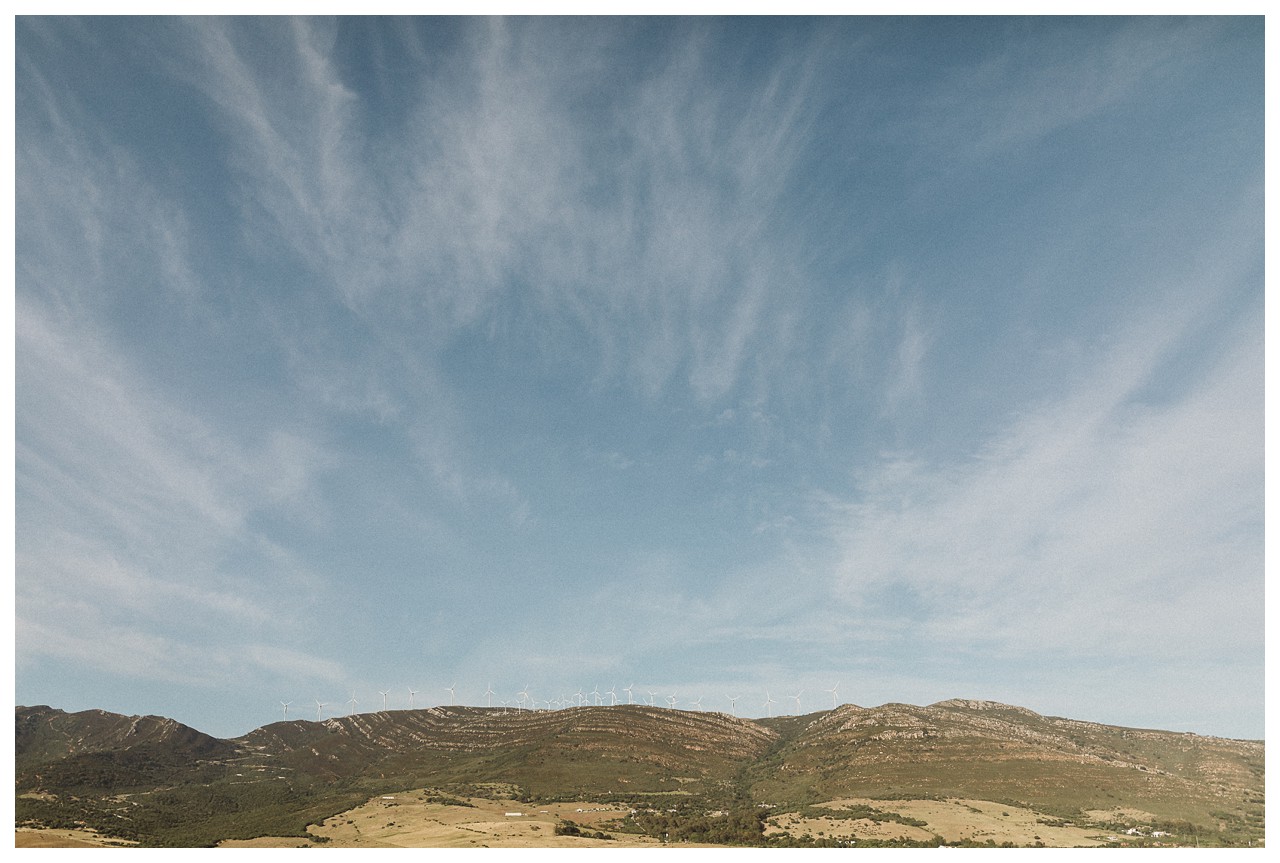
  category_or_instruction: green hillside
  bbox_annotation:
[14,701,1263,847]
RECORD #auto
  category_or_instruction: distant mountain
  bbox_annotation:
[14,700,1264,847]
[751,699,1263,820]
[17,705,235,765]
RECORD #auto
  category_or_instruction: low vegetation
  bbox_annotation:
[14,701,1264,847]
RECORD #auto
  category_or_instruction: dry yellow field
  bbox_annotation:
[765,797,1114,848]
[16,827,137,848]
[221,790,693,848]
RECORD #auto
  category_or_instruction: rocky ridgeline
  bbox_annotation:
[778,700,1263,793]
[244,703,776,765]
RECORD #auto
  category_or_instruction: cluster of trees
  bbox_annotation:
[553,821,614,840]
[17,780,370,847]
[625,804,767,846]
[797,803,929,828]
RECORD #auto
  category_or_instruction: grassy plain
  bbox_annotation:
[765,797,1110,846]
[219,789,684,848]
[15,827,137,848]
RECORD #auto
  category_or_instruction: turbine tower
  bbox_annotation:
[315,699,326,722]
[647,690,657,707]
[764,691,776,718]
[485,683,496,708]
[446,683,456,706]
[624,683,635,705]
[726,694,740,717]
[825,682,840,709]
[347,693,358,716]
[280,701,292,720]
[607,686,618,706]
[591,686,602,706]
[791,690,803,715]
[408,687,419,709]
[379,689,390,712]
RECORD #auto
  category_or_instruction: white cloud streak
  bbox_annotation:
[165,19,833,407]
[823,299,1261,662]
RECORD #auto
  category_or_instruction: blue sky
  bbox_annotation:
[14,16,1264,739]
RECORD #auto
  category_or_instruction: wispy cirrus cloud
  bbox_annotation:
[163,18,835,407]
[911,18,1229,159]
[822,292,1261,662]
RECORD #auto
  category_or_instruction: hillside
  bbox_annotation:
[750,700,1263,838]
[14,700,1264,847]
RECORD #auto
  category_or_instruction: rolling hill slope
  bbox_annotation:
[749,699,1262,833]
[14,700,1263,847]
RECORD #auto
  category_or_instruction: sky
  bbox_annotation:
[12,16,1265,740]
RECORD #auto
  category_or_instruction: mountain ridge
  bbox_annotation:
[15,699,1263,847]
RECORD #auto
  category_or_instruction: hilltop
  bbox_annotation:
[14,700,1263,847]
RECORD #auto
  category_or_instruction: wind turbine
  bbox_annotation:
[347,693,358,716]
[575,688,585,707]
[726,694,740,717]
[280,701,292,720]
[764,691,776,718]
[607,686,618,706]
[624,683,635,705]
[825,682,840,709]
[446,683,456,706]
[666,693,677,709]
[315,699,326,722]
[408,687,419,709]
[379,689,390,712]
[647,690,657,707]
[591,686,602,706]
[518,685,530,710]
[790,690,803,715]
[691,696,703,712]
[485,683,496,708]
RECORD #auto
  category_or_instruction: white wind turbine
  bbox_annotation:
[485,683,496,708]
[607,686,618,706]
[647,690,657,707]
[790,690,803,715]
[825,682,840,709]
[446,683,456,706]
[591,686,602,706]
[408,687,419,709]
[575,688,586,707]
[666,693,678,709]
[518,685,530,710]
[691,695,703,712]
[280,701,292,720]
[315,699,326,722]
[725,694,741,717]
[624,683,635,705]
[764,691,776,718]
[379,689,391,712]
[347,693,358,716]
